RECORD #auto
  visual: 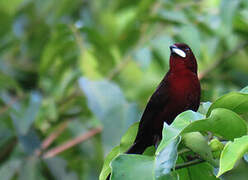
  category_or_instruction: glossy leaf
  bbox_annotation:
[99,146,120,180]
[99,122,139,180]
[157,110,205,153]
[158,108,247,155]
[217,135,248,177]
[155,137,180,179]
[111,138,180,180]
[182,132,215,165]
[111,154,154,180]
[207,92,248,117]
[182,108,247,140]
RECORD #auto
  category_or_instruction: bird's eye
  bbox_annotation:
[185,48,190,52]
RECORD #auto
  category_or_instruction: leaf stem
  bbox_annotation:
[178,148,191,155]
[175,159,205,170]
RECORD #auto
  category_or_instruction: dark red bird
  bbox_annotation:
[126,43,201,154]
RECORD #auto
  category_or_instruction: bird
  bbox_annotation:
[126,43,201,154]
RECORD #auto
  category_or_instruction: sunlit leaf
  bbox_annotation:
[111,138,180,180]
[157,110,204,153]
[207,92,248,116]
[183,132,215,165]
[182,108,247,140]
[100,122,139,180]
[217,135,248,177]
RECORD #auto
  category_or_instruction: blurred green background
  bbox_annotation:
[1,0,248,179]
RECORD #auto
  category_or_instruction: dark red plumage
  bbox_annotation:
[126,43,201,154]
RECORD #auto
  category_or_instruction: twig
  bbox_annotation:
[178,148,191,155]
[42,127,102,159]
[175,158,205,170]
[199,41,248,80]
[35,121,69,157]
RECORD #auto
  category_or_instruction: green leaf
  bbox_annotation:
[79,77,139,153]
[182,132,215,165]
[120,122,139,152]
[158,108,247,155]
[198,102,212,115]
[240,85,248,93]
[179,25,201,58]
[111,154,154,180]
[111,138,180,180]
[19,129,41,154]
[176,155,219,180]
[79,49,102,79]
[182,108,247,140]
[217,135,248,177]
[207,92,248,116]
[99,122,139,180]
[18,157,44,180]
[11,92,42,135]
[39,24,78,75]
[150,35,173,64]
[156,10,188,24]
[157,110,205,153]
[0,159,21,180]
[155,137,180,179]
[45,157,78,180]
[209,139,224,159]
[220,0,240,35]
[219,159,248,180]
[0,0,24,15]
[133,47,152,70]
[78,77,126,119]
[99,146,120,180]
[180,162,219,180]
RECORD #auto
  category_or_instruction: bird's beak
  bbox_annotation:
[170,45,186,58]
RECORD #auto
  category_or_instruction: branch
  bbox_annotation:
[199,41,248,80]
[35,121,69,157]
[175,158,205,170]
[42,127,102,159]
[177,148,191,155]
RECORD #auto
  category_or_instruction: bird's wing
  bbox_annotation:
[134,77,170,144]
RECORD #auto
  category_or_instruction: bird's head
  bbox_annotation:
[169,43,198,74]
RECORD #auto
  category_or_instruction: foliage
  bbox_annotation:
[1,0,248,179]
[102,89,248,180]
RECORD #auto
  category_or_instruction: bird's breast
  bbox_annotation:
[170,71,199,95]
[167,70,200,112]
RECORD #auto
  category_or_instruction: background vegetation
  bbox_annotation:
[1,0,248,179]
